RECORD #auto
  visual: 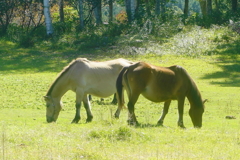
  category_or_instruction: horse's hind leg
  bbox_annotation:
[157,100,171,126]
[111,93,117,105]
[127,101,138,125]
[127,94,139,125]
[88,95,92,101]
[83,95,93,122]
[114,93,123,118]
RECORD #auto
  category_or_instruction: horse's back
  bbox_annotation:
[69,58,133,97]
[124,62,190,102]
[99,58,133,71]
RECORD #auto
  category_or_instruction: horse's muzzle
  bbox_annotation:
[194,125,202,128]
[46,117,55,123]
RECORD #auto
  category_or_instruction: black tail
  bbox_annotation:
[116,66,128,109]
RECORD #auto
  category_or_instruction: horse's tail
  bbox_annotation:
[116,66,128,109]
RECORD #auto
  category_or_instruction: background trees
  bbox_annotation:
[0,0,239,47]
[0,0,15,36]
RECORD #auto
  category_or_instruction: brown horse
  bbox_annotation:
[116,62,206,128]
[44,58,133,123]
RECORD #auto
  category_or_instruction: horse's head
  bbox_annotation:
[44,96,62,123]
[189,99,207,128]
[189,108,204,128]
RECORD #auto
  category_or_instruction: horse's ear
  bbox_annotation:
[203,99,208,104]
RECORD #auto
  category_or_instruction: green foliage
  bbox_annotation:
[5,24,48,48]
[1,0,239,50]
[72,23,127,50]
[52,6,79,35]
[52,6,79,23]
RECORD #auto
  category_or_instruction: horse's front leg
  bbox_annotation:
[83,95,93,123]
[72,89,84,123]
[177,97,186,128]
[71,102,81,123]
[157,100,171,126]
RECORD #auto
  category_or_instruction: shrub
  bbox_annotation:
[18,34,35,48]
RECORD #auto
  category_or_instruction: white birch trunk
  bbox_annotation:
[43,0,54,35]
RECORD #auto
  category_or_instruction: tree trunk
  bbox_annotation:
[109,0,113,23]
[0,0,16,35]
[125,0,132,22]
[155,0,160,16]
[79,0,84,29]
[93,0,102,25]
[43,0,54,35]
[214,0,219,11]
[198,0,207,17]
[183,0,189,22]
[59,0,64,22]
[160,0,166,21]
[145,0,151,17]
[136,0,140,15]
[232,0,238,13]
[130,0,136,20]
[125,0,136,22]
[207,0,212,15]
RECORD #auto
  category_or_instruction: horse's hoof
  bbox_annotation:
[127,120,138,126]
[86,120,92,123]
[71,121,79,124]
[157,120,163,126]
[71,118,80,124]
[178,125,186,129]
[111,100,117,105]
[157,123,164,127]
[178,121,186,129]
[86,117,93,123]
[114,114,119,119]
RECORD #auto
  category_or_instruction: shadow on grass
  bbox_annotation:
[130,122,170,129]
[201,38,240,87]
[0,40,106,73]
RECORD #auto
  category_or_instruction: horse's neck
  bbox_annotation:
[187,83,203,109]
[50,76,70,98]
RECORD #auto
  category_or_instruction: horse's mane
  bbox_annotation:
[182,68,203,109]
[46,58,86,96]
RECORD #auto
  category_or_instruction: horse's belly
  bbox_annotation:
[86,86,116,98]
[142,94,168,102]
[142,90,174,102]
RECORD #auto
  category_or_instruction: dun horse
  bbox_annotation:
[44,58,133,123]
[116,62,206,128]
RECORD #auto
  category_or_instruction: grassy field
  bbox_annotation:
[1,26,240,159]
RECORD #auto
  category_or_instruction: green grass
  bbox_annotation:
[1,26,240,159]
